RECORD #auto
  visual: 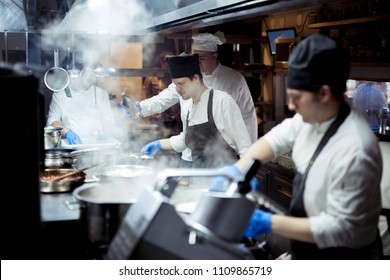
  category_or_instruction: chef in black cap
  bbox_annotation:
[210,34,383,259]
[141,53,252,168]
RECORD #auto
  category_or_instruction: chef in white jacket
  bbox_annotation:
[46,65,119,144]
[140,53,252,169]
[123,31,257,166]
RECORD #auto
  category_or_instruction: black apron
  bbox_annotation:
[185,89,237,168]
[288,102,377,259]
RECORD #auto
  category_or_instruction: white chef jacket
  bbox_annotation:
[46,86,116,140]
[169,88,252,159]
[263,108,382,249]
[202,63,257,142]
[139,63,258,161]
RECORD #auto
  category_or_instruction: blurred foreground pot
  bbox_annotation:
[71,182,146,250]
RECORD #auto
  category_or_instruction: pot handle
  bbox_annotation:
[64,199,80,210]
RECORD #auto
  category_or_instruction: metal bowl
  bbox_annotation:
[40,169,86,193]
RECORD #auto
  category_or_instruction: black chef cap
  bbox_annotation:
[287,34,350,96]
[164,53,201,79]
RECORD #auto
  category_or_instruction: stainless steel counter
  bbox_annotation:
[40,190,81,222]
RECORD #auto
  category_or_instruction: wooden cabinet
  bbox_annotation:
[253,162,294,257]
[254,166,270,196]
[256,162,294,211]
[255,162,295,257]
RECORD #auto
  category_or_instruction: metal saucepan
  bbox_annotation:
[44,148,99,168]
[44,49,69,91]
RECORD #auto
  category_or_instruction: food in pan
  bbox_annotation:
[40,172,85,181]
[40,169,86,193]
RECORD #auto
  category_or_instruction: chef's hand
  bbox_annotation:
[243,209,272,237]
[65,130,82,145]
[141,140,162,156]
[208,164,259,192]
[120,98,142,120]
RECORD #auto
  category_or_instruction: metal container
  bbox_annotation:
[121,92,142,120]
[189,192,256,242]
[44,126,62,149]
[45,148,77,168]
[72,182,144,248]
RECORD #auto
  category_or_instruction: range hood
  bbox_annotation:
[54,0,276,35]
[147,0,274,33]
[145,0,342,34]
[1,0,341,34]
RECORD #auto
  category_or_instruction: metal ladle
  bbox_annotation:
[67,33,81,78]
[106,40,116,76]
[93,63,106,77]
[92,37,116,77]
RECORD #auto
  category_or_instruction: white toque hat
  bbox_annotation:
[192,31,227,52]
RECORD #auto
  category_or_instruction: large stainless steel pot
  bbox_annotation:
[72,182,145,249]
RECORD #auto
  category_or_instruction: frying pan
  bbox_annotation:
[45,148,99,157]
[44,148,100,168]
[44,49,69,91]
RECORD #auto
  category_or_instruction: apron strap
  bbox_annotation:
[303,102,350,186]
[289,101,350,216]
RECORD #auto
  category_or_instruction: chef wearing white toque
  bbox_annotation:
[122,31,258,167]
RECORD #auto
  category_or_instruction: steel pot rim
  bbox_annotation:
[72,183,142,204]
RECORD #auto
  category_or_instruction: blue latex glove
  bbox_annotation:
[141,140,162,156]
[243,209,273,237]
[65,130,82,145]
[208,164,259,192]
[120,98,142,120]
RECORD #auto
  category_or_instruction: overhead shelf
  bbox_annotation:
[306,14,390,29]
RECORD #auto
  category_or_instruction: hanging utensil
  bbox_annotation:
[93,38,106,77]
[25,29,28,66]
[4,29,8,63]
[44,49,70,91]
[106,37,116,76]
[68,33,81,78]
[93,62,106,77]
